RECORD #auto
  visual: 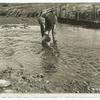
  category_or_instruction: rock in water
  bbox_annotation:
[0,79,11,88]
[3,47,14,57]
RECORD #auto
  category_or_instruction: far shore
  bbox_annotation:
[0,16,39,25]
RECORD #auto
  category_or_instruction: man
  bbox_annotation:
[45,9,57,44]
[38,9,57,47]
[38,11,51,47]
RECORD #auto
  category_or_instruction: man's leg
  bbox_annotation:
[41,24,45,37]
[40,25,43,37]
[53,24,57,34]
[52,27,56,45]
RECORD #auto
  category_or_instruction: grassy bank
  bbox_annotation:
[0,17,38,25]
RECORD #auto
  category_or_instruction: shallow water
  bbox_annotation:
[0,24,100,93]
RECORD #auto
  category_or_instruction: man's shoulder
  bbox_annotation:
[38,16,45,24]
[38,16,45,20]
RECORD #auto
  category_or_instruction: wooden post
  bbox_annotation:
[65,3,67,17]
[93,4,96,21]
[59,4,62,17]
[55,4,58,16]
[76,6,80,21]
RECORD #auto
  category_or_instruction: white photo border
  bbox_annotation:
[0,0,100,3]
[0,0,100,99]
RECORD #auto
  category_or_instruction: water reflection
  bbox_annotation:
[41,43,60,75]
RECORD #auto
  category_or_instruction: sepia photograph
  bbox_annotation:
[0,3,99,95]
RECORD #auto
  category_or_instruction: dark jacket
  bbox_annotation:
[45,12,57,31]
